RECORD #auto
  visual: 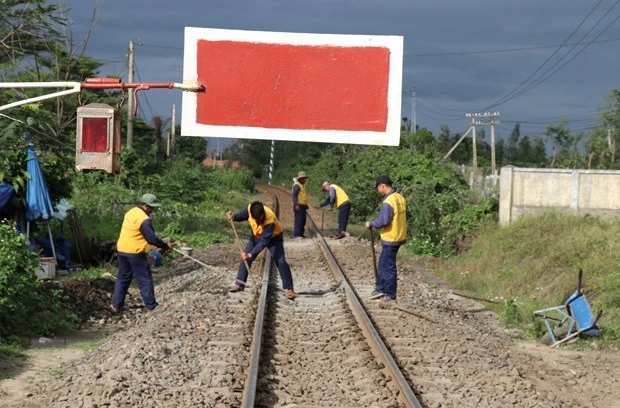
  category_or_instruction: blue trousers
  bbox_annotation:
[113,254,158,310]
[293,205,307,237]
[375,244,401,300]
[338,201,351,234]
[236,236,294,289]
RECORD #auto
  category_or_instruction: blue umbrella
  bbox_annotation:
[0,181,14,212]
[25,146,57,263]
[25,147,54,222]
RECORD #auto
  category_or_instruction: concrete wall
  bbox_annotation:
[499,166,620,225]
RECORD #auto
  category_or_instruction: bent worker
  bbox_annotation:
[292,171,309,238]
[317,180,351,239]
[227,201,295,299]
[365,176,407,303]
[111,193,172,312]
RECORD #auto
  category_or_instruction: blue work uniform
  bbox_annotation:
[369,190,407,300]
[113,206,169,310]
[232,205,294,290]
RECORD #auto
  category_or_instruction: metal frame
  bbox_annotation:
[0,78,204,112]
[533,269,603,347]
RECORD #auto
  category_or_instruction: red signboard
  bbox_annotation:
[182,28,403,146]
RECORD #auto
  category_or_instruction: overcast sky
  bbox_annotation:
[66,0,620,146]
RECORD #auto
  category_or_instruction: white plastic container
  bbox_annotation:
[37,257,56,280]
[179,247,193,256]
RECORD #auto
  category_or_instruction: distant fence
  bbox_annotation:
[499,166,620,225]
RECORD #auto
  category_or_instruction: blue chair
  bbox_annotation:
[533,269,602,347]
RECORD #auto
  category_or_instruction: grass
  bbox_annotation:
[0,343,25,359]
[427,210,620,348]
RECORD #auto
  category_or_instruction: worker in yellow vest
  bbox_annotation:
[227,201,295,300]
[111,193,172,312]
[292,171,309,238]
[317,180,351,239]
[365,176,407,303]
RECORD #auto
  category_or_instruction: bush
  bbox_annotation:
[298,144,491,257]
[0,222,75,340]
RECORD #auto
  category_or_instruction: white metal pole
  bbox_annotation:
[472,115,477,169]
[127,40,134,149]
[269,140,275,185]
[171,104,176,157]
[412,87,416,134]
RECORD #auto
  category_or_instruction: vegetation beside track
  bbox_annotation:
[430,211,620,347]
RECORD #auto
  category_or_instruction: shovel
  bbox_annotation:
[230,218,252,276]
[368,228,378,280]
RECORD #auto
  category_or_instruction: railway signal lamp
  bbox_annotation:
[75,103,121,173]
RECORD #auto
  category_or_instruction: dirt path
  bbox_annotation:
[1,347,85,407]
[3,189,620,407]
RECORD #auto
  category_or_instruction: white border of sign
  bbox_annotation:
[182,27,403,146]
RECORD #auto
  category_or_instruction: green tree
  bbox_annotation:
[545,120,572,167]
[175,123,208,163]
[505,122,521,164]
[0,222,75,339]
[600,89,620,168]
[401,128,441,157]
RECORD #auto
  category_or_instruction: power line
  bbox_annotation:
[501,8,620,107]
[133,59,159,118]
[404,36,620,58]
[480,0,607,111]
[141,43,183,51]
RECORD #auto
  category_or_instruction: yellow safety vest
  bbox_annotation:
[331,184,349,208]
[380,192,407,243]
[247,205,283,238]
[292,180,308,205]
[117,207,154,254]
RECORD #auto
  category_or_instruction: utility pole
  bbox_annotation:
[465,112,500,172]
[467,113,479,169]
[490,112,500,177]
[127,40,135,149]
[411,87,416,134]
[171,104,176,158]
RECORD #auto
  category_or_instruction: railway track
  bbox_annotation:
[25,186,598,408]
[235,188,422,407]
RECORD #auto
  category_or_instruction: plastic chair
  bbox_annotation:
[533,269,603,347]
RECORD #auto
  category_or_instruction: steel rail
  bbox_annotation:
[262,184,422,407]
[241,194,278,407]
[306,212,423,408]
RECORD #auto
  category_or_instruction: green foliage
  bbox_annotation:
[433,211,620,347]
[175,130,208,163]
[0,0,64,67]
[285,144,489,257]
[184,231,231,247]
[0,222,75,340]
[500,298,521,326]
[0,342,25,358]
[152,158,254,205]
[163,221,184,238]
[0,149,30,211]
[440,195,498,255]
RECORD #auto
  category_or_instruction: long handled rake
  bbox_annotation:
[230,218,253,284]
[368,228,378,280]
[172,247,220,273]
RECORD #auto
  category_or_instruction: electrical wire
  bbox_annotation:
[0,113,75,151]
[404,36,620,58]
[481,1,619,111]
[479,1,605,111]
[133,59,159,118]
[502,10,620,106]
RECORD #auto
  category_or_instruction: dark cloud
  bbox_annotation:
[65,0,619,140]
